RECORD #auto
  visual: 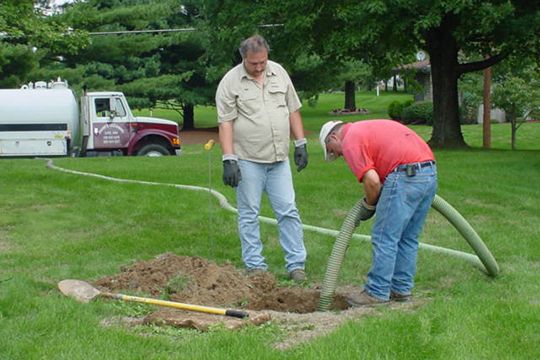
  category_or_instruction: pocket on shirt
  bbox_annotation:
[238,91,259,115]
[268,86,287,107]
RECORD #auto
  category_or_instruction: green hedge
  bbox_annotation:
[402,101,433,125]
[388,99,414,120]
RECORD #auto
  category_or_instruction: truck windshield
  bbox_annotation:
[114,98,126,117]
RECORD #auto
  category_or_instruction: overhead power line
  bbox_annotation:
[88,24,283,36]
[1,25,285,39]
[89,28,196,35]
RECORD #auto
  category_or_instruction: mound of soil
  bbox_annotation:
[94,253,423,348]
[94,253,347,314]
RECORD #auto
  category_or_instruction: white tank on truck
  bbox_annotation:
[0,78,181,157]
[0,80,79,156]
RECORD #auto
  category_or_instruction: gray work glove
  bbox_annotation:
[223,160,241,187]
[294,144,308,172]
[354,198,376,227]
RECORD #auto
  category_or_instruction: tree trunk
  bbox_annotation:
[425,19,467,148]
[182,103,195,130]
[482,66,492,148]
[511,121,516,150]
[344,81,356,110]
[510,115,517,150]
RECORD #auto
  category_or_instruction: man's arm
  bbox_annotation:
[219,121,235,157]
[289,110,305,141]
[215,71,237,157]
[362,169,382,206]
[352,169,381,225]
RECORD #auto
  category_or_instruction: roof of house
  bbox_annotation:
[393,60,431,74]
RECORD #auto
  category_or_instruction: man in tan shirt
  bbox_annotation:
[216,35,308,282]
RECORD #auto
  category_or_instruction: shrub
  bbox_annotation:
[388,101,402,120]
[460,91,481,124]
[388,99,414,120]
[459,106,477,125]
[402,101,433,125]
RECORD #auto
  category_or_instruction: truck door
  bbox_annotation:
[90,96,131,150]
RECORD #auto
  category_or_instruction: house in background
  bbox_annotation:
[392,59,433,102]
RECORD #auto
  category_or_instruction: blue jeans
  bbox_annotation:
[365,163,437,300]
[236,159,306,272]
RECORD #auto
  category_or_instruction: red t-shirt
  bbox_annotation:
[341,120,434,184]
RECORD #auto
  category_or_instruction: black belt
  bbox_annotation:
[392,160,435,174]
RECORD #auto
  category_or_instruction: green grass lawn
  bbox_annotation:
[2,92,539,359]
[134,90,538,151]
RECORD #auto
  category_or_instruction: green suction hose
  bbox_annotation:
[318,199,364,311]
[318,195,499,311]
[431,195,499,277]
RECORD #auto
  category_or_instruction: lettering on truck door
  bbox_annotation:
[92,97,131,149]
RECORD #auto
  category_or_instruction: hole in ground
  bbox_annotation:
[244,277,349,313]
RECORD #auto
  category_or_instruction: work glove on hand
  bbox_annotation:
[223,160,241,187]
[354,198,376,227]
[294,144,308,172]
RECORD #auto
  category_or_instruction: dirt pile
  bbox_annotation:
[93,253,422,348]
[94,252,347,313]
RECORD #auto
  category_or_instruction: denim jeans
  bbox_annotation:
[236,159,306,272]
[365,163,437,300]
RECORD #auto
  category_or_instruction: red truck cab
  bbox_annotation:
[81,92,181,157]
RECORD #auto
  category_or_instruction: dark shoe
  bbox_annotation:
[288,269,306,282]
[346,290,388,307]
[390,290,411,302]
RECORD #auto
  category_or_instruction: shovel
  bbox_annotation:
[58,279,249,319]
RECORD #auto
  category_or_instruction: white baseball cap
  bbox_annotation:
[319,120,343,161]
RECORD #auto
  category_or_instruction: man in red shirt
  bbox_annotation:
[320,119,437,305]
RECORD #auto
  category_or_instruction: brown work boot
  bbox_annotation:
[390,290,412,302]
[288,269,307,283]
[346,290,388,307]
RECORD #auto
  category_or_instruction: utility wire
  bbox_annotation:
[89,28,196,35]
[88,24,283,36]
[0,24,284,38]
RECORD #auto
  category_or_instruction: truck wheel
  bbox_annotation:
[136,144,171,157]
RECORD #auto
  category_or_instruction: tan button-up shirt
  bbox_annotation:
[216,60,302,163]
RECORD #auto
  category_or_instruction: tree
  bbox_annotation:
[199,0,348,107]
[0,0,88,87]
[263,0,540,148]
[334,60,373,110]
[42,0,211,129]
[492,63,540,150]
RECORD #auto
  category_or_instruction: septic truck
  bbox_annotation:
[0,78,181,157]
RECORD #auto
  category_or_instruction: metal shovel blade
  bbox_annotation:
[58,279,101,303]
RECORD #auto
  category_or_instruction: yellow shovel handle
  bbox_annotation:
[102,292,248,318]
